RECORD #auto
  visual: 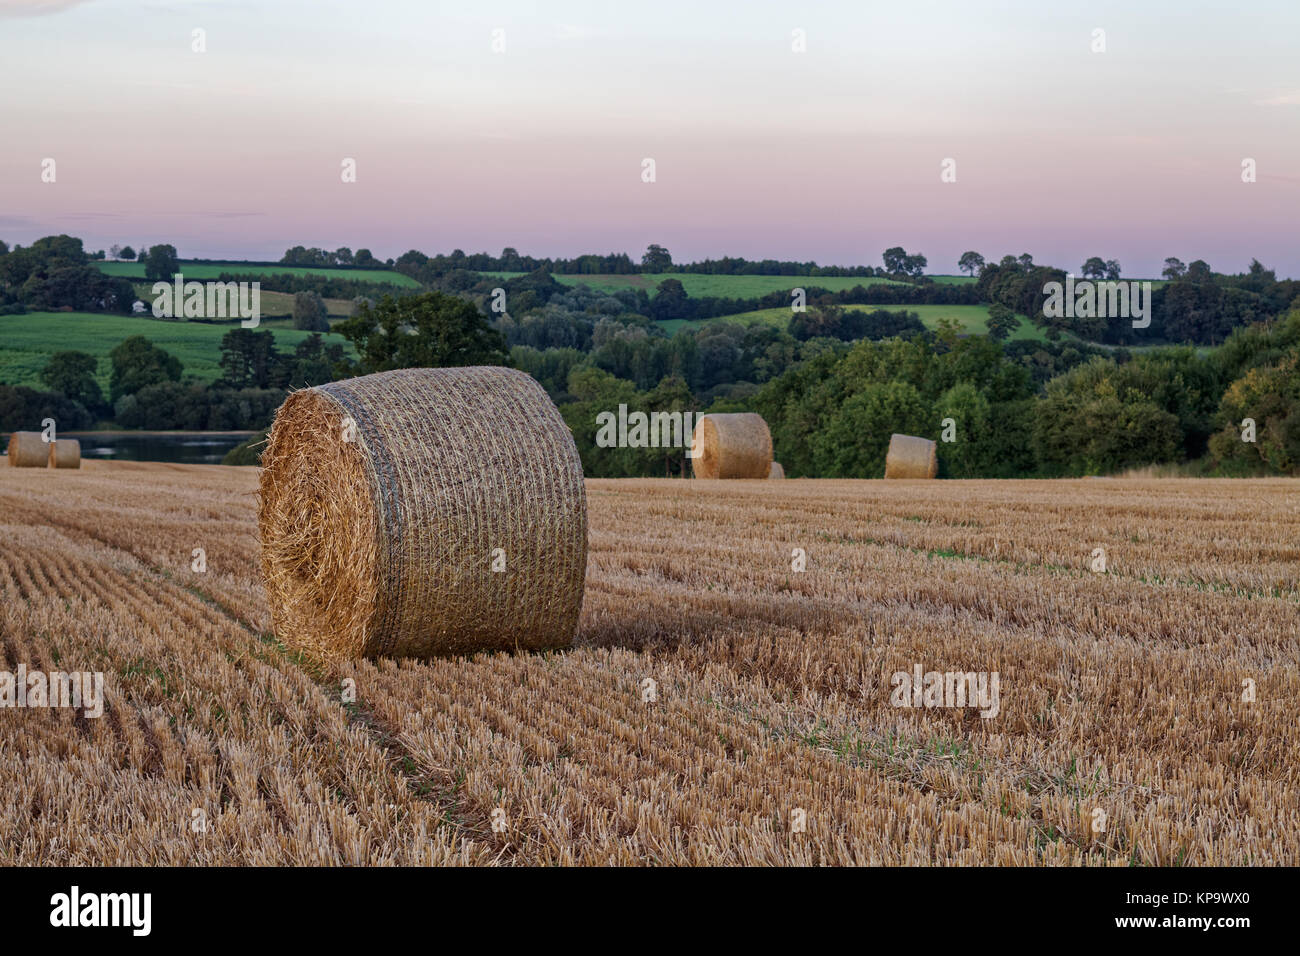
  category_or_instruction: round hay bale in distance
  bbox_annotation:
[768,462,785,480]
[258,366,588,662]
[691,413,772,479]
[884,433,938,479]
[6,432,46,467]
[48,439,81,469]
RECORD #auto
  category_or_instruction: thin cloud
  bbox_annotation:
[1255,90,1300,106]
[555,24,600,41]
[0,0,96,17]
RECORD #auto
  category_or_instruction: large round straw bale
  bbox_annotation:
[6,432,46,467]
[48,439,81,469]
[884,433,938,479]
[691,413,772,479]
[258,366,588,662]
[768,462,785,479]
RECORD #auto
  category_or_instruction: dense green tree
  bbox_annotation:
[510,346,587,402]
[1081,257,1107,279]
[108,335,183,402]
[643,375,698,477]
[649,278,691,321]
[958,251,985,277]
[292,291,330,331]
[560,365,641,477]
[286,333,346,387]
[789,306,925,343]
[984,303,1018,341]
[815,380,930,476]
[496,268,567,313]
[0,384,93,432]
[1207,307,1300,474]
[935,382,991,476]
[1210,356,1300,474]
[0,234,86,289]
[335,291,508,374]
[1155,279,1268,345]
[217,329,288,389]
[1032,358,1183,474]
[143,244,180,282]
[882,247,909,275]
[641,244,673,273]
[114,382,282,430]
[40,351,103,413]
[19,265,134,313]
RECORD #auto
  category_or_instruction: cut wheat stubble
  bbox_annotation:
[258,366,588,663]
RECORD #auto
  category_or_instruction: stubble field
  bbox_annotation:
[0,462,1296,865]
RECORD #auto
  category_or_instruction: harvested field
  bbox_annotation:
[0,462,1296,865]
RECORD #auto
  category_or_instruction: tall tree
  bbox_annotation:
[286,333,346,387]
[882,247,909,275]
[334,291,508,374]
[217,329,287,389]
[1081,257,1107,279]
[108,335,183,401]
[292,291,330,331]
[958,251,985,277]
[649,278,691,321]
[40,351,104,412]
[641,244,673,273]
[984,303,1017,341]
[143,244,180,281]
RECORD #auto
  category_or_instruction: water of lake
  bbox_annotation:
[64,432,255,465]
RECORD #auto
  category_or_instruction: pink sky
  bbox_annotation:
[1,0,1296,276]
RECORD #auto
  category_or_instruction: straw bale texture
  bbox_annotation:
[6,432,46,468]
[47,439,81,469]
[258,366,587,662]
[768,462,785,480]
[884,433,938,479]
[691,413,772,479]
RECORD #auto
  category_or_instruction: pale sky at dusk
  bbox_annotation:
[1,0,1296,276]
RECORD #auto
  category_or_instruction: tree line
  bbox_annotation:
[5,280,1296,477]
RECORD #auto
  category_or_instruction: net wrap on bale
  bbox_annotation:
[884,433,938,479]
[48,439,81,469]
[258,366,588,662]
[691,413,772,479]
[6,432,46,467]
